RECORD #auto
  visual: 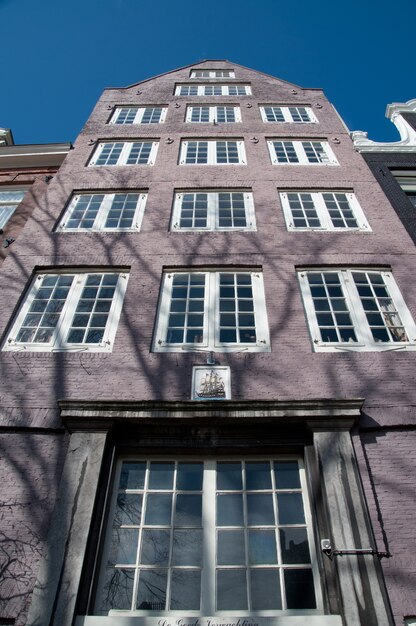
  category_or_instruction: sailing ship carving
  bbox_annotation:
[197,370,226,398]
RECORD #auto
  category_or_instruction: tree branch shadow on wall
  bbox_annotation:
[0,164,415,623]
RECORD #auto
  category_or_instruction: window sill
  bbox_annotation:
[2,344,113,353]
[154,344,271,353]
[312,343,416,353]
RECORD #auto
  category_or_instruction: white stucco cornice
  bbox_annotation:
[351,98,416,153]
[0,128,14,146]
[0,142,72,169]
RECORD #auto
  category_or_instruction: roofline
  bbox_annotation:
[0,142,72,156]
[102,59,323,92]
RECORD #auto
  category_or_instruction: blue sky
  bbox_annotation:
[1,0,415,145]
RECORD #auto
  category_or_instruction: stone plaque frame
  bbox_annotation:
[191,366,231,400]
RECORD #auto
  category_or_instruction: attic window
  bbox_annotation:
[190,70,235,78]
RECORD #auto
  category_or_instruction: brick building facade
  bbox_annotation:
[0,128,71,265]
[0,62,415,626]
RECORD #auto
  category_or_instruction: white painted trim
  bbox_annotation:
[185,106,241,123]
[279,191,371,232]
[175,85,251,96]
[190,70,236,78]
[298,269,416,352]
[179,140,246,165]
[154,270,270,353]
[58,192,147,232]
[171,190,256,232]
[267,141,338,166]
[110,107,168,125]
[351,99,416,152]
[89,142,159,166]
[259,106,318,124]
[3,271,129,353]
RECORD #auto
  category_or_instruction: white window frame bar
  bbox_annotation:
[260,106,318,124]
[154,270,270,353]
[279,191,371,232]
[298,268,416,352]
[171,190,256,232]
[94,455,322,618]
[175,85,252,96]
[89,142,159,166]
[57,192,148,232]
[179,140,246,165]
[110,107,167,125]
[185,106,242,123]
[0,187,29,229]
[190,70,236,78]
[267,140,338,166]
[3,271,129,353]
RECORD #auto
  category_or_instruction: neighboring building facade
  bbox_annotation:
[351,99,416,243]
[0,61,415,626]
[0,128,71,265]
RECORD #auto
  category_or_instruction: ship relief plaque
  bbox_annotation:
[192,366,231,400]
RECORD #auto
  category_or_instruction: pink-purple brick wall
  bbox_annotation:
[0,61,414,624]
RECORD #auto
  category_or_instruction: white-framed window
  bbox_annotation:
[186,106,241,123]
[279,191,371,231]
[3,271,129,353]
[175,84,251,96]
[190,69,235,78]
[0,188,28,229]
[260,106,317,124]
[267,140,338,165]
[171,190,256,231]
[298,269,416,352]
[57,192,147,232]
[391,170,416,207]
[179,140,246,165]
[110,107,167,125]
[153,270,270,352]
[89,142,159,166]
[95,456,321,616]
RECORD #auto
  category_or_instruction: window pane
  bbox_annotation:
[217,462,243,490]
[217,494,244,526]
[140,529,170,565]
[172,529,202,566]
[114,494,143,526]
[280,528,311,564]
[284,569,316,609]
[175,494,202,526]
[246,461,272,490]
[120,462,146,489]
[170,570,201,610]
[109,528,139,565]
[274,461,301,489]
[98,568,134,612]
[248,529,277,564]
[277,494,305,525]
[251,569,282,610]
[177,462,203,490]
[148,462,174,489]
[136,569,167,610]
[217,570,248,610]
[217,529,245,565]
[247,494,275,525]
[145,494,172,525]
